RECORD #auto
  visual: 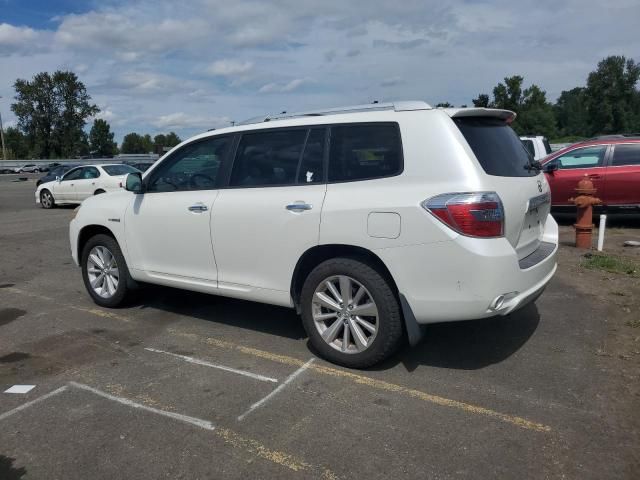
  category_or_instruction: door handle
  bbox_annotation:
[188,203,208,212]
[286,202,312,212]
[588,174,601,179]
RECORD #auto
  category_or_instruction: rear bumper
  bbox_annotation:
[376,215,558,324]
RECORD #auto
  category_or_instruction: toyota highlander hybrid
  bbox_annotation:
[69,101,558,368]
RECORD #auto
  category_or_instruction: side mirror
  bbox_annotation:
[125,172,144,193]
[56,176,61,182]
[543,162,558,173]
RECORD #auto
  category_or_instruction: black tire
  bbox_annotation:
[40,189,55,209]
[94,189,106,195]
[81,234,133,308]
[300,257,403,368]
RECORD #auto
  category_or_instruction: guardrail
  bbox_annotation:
[0,155,159,171]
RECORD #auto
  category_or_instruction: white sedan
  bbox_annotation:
[35,164,140,209]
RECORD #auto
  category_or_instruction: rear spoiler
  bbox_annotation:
[442,107,516,123]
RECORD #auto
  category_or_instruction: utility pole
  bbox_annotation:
[0,96,6,161]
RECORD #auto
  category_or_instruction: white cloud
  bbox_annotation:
[151,112,231,130]
[0,23,45,56]
[259,78,310,93]
[206,59,253,77]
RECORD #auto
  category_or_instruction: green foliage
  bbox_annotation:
[3,127,29,159]
[582,253,638,277]
[89,119,117,157]
[165,132,182,147]
[120,132,149,154]
[554,87,589,137]
[584,56,640,135]
[474,76,557,138]
[11,71,98,158]
[435,102,454,108]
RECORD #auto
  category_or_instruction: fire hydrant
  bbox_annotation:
[569,175,601,249]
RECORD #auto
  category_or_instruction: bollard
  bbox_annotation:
[597,214,607,251]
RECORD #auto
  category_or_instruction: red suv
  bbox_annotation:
[542,136,640,211]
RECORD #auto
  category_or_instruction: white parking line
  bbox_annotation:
[69,382,215,430]
[144,347,279,383]
[238,358,315,421]
[0,386,68,422]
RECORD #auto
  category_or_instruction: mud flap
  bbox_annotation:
[400,294,425,347]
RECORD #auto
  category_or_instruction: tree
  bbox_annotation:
[435,102,454,108]
[165,131,181,147]
[11,71,98,158]
[3,127,29,159]
[142,134,154,153]
[153,134,166,150]
[89,119,117,157]
[473,76,557,138]
[583,56,640,135]
[472,94,490,108]
[120,132,147,154]
[554,87,589,137]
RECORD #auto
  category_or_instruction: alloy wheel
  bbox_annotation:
[87,246,120,298]
[311,275,378,354]
[41,191,52,208]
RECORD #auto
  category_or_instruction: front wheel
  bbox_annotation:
[300,257,403,368]
[81,234,133,307]
[40,190,55,209]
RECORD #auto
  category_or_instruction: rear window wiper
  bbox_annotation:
[524,160,542,172]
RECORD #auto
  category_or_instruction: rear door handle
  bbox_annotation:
[286,202,312,212]
[588,174,601,179]
[188,203,208,212]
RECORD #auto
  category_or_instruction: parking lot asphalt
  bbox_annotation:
[1,175,638,479]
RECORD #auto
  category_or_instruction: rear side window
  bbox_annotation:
[230,129,307,187]
[455,117,535,177]
[612,144,640,166]
[328,124,402,182]
[543,138,552,155]
[102,164,139,176]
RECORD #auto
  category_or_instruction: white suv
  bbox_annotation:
[69,101,558,368]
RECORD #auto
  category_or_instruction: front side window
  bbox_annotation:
[297,128,325,184]
[146,136,231,192]
[62,168,84,181]
[328,123,402,182]
[611,144,640,166]
[230,129,307,187]
[555,146,607,169]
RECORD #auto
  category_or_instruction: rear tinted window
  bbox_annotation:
[328,123,402,182]
[543,138,552,155]
[612,144,640,166]
[455,117,536,177]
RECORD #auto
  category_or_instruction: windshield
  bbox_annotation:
[102,164,140,176]
[454,117,537,177]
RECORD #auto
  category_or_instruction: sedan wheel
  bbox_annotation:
[40,190,54,209]
[86,246,120,299]
[312,275,379,354]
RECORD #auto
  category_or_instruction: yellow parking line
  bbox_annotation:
[5,287,131,323]
[172,330,552,433]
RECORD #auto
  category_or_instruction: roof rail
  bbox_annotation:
[237,100,432,126]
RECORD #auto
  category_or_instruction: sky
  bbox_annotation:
[1,0,639,144]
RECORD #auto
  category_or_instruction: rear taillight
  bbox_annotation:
[422,192,504,238]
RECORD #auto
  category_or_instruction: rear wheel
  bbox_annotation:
[40,190,55,209]
[300,257,403,368]
[81,234,132,307]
